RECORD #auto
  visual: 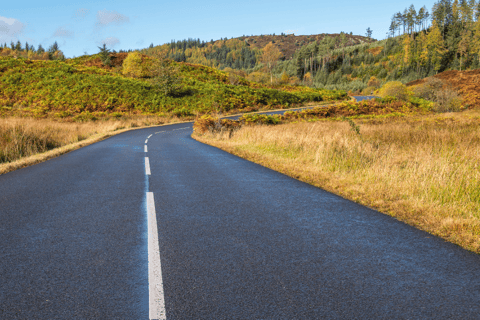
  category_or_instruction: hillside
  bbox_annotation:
[407,69,480,108]
[142,0,480,104]
[142,33,375,72]
[0,54,347,121]
[224,33,373,60]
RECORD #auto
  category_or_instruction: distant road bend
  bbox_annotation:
[1,100,480,319]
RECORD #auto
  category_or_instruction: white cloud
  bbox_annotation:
[0,16,25,41]
[100,37,120,48]
[96,10,129,26]
[53,26,74,38]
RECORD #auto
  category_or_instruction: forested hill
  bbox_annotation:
[142,33,375,71]
[141,0,480,96]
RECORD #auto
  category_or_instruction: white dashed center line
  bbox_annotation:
[145,139,149,144]
[145,145,148,153]
[148,134,153,138]
[145,157,151,175]
[147,192,166,320]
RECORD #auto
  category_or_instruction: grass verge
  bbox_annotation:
[193,110,480,253]
[0,116,190,175]
[0,103,336,175]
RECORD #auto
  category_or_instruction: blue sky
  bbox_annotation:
[1,0,438,58]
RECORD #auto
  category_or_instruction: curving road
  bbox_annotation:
[1,105,480,319]
[352,95,379,101]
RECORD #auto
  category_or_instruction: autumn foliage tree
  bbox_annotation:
[122,52,143,78]
[426,20,445,73]
[261,42,282,84]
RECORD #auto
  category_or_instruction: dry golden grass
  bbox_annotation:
[0,115,186,175]
[194,110,480,253]
[0,104,334,175]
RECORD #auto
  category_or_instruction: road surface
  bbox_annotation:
[1,105,480,319]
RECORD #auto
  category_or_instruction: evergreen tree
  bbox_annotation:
[417,7,426,30]
[365,27,373,38]
[394,12,405,35]
[408,5,417,33]
[98,44,112,66]
[48,41,59,53]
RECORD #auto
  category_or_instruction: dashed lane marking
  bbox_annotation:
[148,134,153,138]
[145,139,149,144]
[145,157,151,175]
[145,145,148,153]
[147,192,166,320]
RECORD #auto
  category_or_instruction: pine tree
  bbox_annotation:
[365,27,373,38]
[417,7,426,31]
[48,41,59,53]
[408,4,417,34]
[97,44,112,66]
[394,12,404,35]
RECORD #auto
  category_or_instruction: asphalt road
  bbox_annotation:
[1,105,480,319]
[352,95,379,101]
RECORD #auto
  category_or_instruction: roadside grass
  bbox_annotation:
[0,115,182,175]
[0,102,334,174]
[193,110,480,253]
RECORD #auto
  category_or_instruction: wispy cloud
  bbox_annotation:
[53,26,74,38]
[74,8,90,20]
[99,36,120,48]
[96,10,129,27]
[0,16,25,41]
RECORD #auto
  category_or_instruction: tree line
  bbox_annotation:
[0,41,65,60]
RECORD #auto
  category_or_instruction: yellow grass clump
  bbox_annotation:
[194,111,480,253]
[0,116,178,175]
